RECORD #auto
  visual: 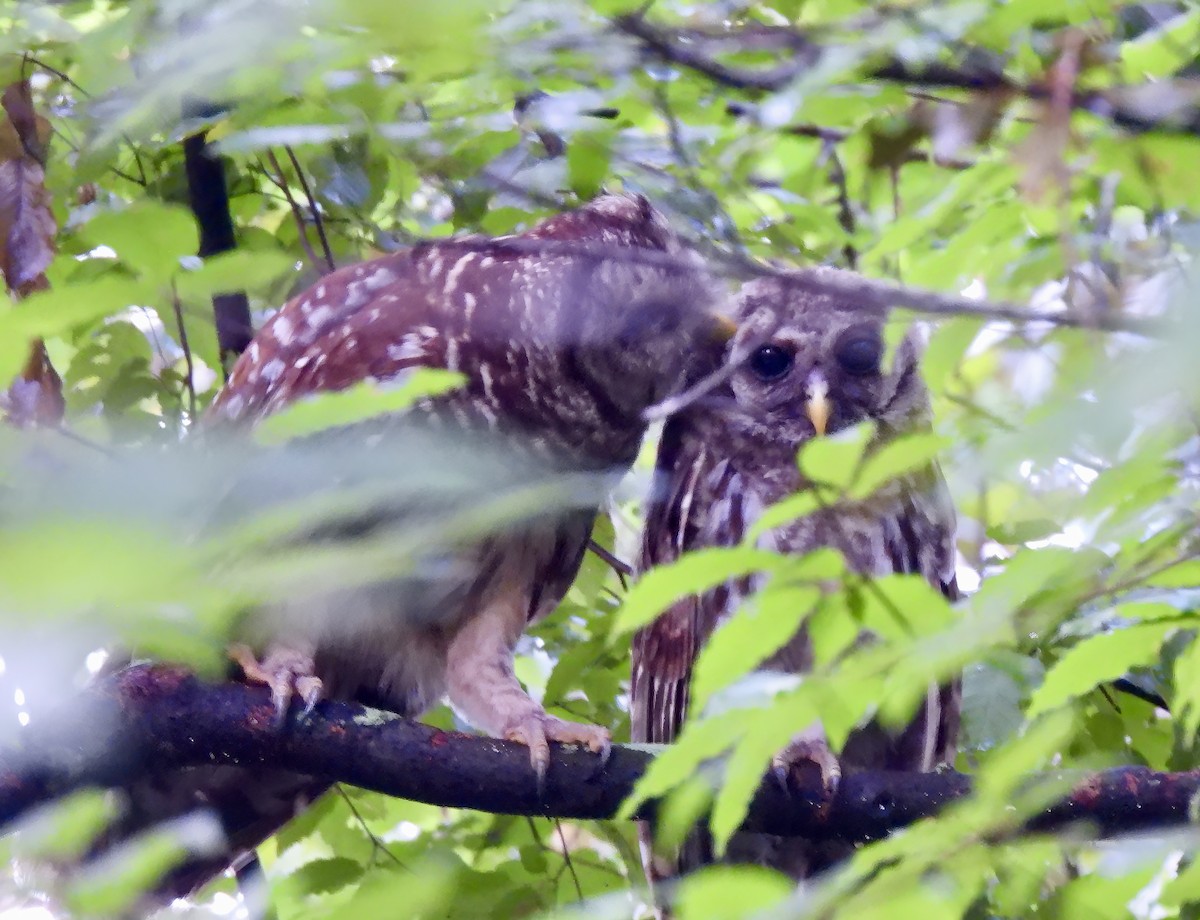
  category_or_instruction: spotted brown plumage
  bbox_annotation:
[631,273,960,895]
[207,193,726,778]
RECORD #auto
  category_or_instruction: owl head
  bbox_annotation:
[530,194,731,418]
[720,274,931,449]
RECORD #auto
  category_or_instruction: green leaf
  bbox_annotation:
[856,574,956,640]
[3,791,116,861]
[567,132,614,200]
[850,433,948,500]
[744,488,822,544]
[254,370,467,443]
[611,548,785,637]
[1120,9,1200,80]
[675,866,792,920]
[1145,559,1200,589]
[175,248,296,300]
[287,856,366,896]
[618,711,747,819]
[691,585,820,713]
[1174,636,1200,745]
[710,691,817,853]
[797,422,871,490]
[1026,622,1175,719]
[81,201,198,285]
[0,278,155,381]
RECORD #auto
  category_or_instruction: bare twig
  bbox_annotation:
[823,139,858,269]
[284,146,336,274]
[588,539,632,585]
[262,152,325,273]
[170,284,197,420]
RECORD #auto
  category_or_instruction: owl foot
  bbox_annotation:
[503,711,612,794]
[772,731,841,802]
[229,643,324,727]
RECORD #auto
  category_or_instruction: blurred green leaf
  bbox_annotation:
[255,370,466,443]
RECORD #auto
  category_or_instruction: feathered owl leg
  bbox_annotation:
[445,600,611,790]
[773,721,841,799]
[229,642,324,727]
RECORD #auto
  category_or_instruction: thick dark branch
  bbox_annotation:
[0,665,1194,844]
[182,114,253,369]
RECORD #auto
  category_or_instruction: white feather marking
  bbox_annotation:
[272,315,294,345]
[444,253,475,294]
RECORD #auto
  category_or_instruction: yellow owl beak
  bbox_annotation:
[806,375,830,436]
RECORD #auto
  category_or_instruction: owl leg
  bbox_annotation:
[444,601,611,791]
[229,642,324,727]
[773,722,841,800]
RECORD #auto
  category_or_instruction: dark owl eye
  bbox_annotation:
[835,333,883,376]
[748,344,794,381]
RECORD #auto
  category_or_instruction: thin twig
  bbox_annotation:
[52,424,117,457]
[170,284,197,420]
[588,539,632,586]
[336,784,406,868]
[553,819,584,900]
[415,234,1162,335]
[284,145,336,274]
[823,139,858,270]
[262,152,325,272]
[23,54,148,186]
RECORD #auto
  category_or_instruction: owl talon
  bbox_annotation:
[229,643,324,727]
[772,733,841,802]
[504,711,612,794]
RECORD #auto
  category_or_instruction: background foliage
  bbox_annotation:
[1,0,1199,917]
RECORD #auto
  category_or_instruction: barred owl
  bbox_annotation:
[206,193,728,775]
[106,195,730,903]
[631,274,960,889]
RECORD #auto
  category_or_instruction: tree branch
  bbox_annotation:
[415,235,1164,335]
[614,13,1200,140]
[0,665,1194,845]
[182,106,253,371]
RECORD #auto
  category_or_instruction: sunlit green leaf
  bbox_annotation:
[1027,622,1176,719]
[691,585,820,713]
[850,433,949,500]
[612,548,786,637]
[797,423,872,490]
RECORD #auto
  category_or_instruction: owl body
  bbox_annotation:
[206,194,725,741]
[108,195,726,904]
[633,274,959,885]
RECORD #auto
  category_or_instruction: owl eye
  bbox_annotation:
[835,334,882,376]
[748,343,794,381]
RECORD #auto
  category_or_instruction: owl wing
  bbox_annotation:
[632,411,746,747]
[877,459,961,771]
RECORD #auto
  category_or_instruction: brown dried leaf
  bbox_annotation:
[0,339,64,427]
[1,81,52,164]
[0,155,55,296]
[0,80,61,427]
